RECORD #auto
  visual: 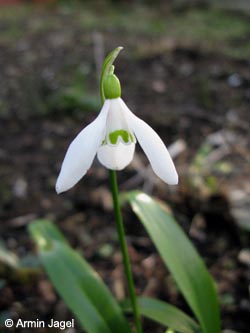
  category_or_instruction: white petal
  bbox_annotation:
[121,99,178,185]
[97,142,135,170]
[104,98,135,145]
[106,98,126,133]
[56,101,110,193]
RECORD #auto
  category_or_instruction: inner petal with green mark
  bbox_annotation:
[108,129,135,145]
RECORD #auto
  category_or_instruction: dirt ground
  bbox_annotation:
[0,1,250,332]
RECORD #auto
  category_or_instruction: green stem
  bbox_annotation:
[109,170,142,333]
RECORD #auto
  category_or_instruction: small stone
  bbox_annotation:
[12,178,27,198]
[238,249,250,266]
[152,80,166,93]
[227,73,243,87]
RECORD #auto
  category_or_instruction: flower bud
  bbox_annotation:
[103,74,121,99]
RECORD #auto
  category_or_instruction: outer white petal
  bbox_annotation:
[120,99,178,185]
[56,101,110,193]
[97,142,135,170]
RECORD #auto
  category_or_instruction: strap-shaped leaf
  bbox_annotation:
[29,219,131,333]
[122,297,200,333]
[126,192,220,333]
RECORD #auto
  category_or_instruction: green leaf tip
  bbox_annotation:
[28,219,66,252]
[29,221,53,251]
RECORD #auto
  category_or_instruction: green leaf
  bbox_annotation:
[122,297,200,333]
[100,46,123,103]
[126,192,220,333]
[28,219,131,333]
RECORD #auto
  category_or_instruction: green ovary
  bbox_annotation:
[109,130,134,145]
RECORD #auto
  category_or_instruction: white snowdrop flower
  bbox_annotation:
[56,74,178,193]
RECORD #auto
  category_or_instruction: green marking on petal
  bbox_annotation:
[102,138,107,145]
[129,132,135,143]
[109,130,134,145]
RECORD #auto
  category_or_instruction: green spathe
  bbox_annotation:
[103,74,121,99]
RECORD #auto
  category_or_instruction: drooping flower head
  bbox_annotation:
[56,61,178,193]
